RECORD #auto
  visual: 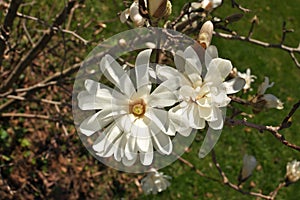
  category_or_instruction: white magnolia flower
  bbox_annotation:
[141,168,171,195]
[237,68,257,91]
[252,77,284,112]
[78,49,180,166]
[157,45,245,135]
[120,1,146,27]
[239,154,257,183]
[286,160,300,183]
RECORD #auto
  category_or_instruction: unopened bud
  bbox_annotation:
[197,21,214,49]
[148,0,172,18]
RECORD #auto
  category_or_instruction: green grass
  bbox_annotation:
[77,0,300,199]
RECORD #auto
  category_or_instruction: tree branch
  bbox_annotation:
[0,0,23,66]
[0,0,76,93]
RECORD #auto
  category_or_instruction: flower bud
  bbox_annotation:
[148,0,172,18]
[197,21,214,49]
[286,160,300,183]
[238,154,257,184]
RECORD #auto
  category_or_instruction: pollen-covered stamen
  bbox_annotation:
[129,98,146,117]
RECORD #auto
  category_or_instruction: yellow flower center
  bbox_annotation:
[129,99,146,117]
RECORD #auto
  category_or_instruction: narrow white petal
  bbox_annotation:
[79,110,114,136]
[156,65,190,85]
[208,107,224,130]
[125,135,136,161]
[120,9,129,23]
[205,58,232,85]
[140,140,153,166]
[193,105,206,129]
[151,131,172,155]
[100,55,135,97]
[93,123,122,152]
[78,91,104,110]
[137,134,151,153]
[205,45,218,70]
[148,78,180,107]
[122,153,137,166]
[135,50,151,90]
[114,137,123,161]
[174,50,185,72]
[263,94,284,109]
[198,127,222,158]
[118,114,134,133]
[183,46,202,74]
[145,108,168,133]
[129,2,145,26]
[222,77,246,94]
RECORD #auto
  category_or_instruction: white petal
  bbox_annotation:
[78,91,103,110]
[118,114,134,133]
[204,46,218,73]
[145,108,168,133]
[174,50,185,72]
[135,49,151,90]
[205,58,232,85]
[198,127,222,158]
[114,137,123,161]
[180,85,196,101]
[140,146,153,166]
[79,110,115,136]
[208,107,225,130]
[129,2,145,26]
[148,78,180,107]
[263,94,284,109]
[156,65,189,85]
[151,131,172,155]
[122,154,137,166]
[125,135,137,160]
[222,77,245,94]
[120,9,130,23]
[100,55,135,97]
[183,46,202,74]
[93,123,122,153]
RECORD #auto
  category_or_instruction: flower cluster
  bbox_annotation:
[77,39,246,166]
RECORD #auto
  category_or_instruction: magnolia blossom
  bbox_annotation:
[120,1,146,27]
[239,154,257,183]
[236,68,257,91]
[286,160,300,183]
[141,168,171,194]
[78,49,180,166]
[251,77,283,113]
[157,45,245,136]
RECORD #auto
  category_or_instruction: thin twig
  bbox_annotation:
[226,118,300,151]
[0,0,23,66]
[0,0,76,93]
[214,31,300,69]
[211,150,273,199]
